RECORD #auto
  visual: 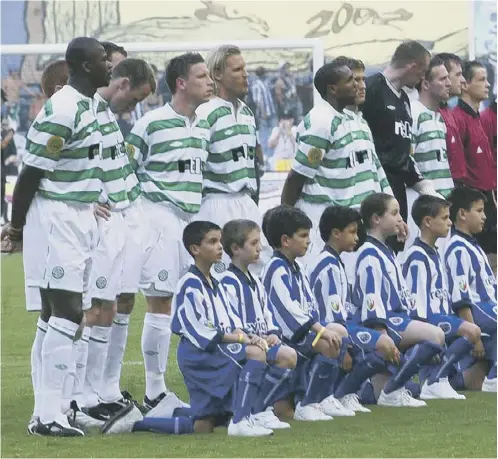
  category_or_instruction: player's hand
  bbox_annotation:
[264,334,281,347]
[1,223,23,253]
[320,328,341,353]
[396,221,409,243]
[249,334,268,352]
[392,347,401,365]
[342,351,353,372]
[472,339,486,360]
[94,202,111,221]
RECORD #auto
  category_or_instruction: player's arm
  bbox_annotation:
[258,282,282,342]
[373,153,393,195]
[3,110,73,247]
[402,252,431,320]
[267,266,316,342]
[447,114,468,186]
[124,119,149,172]
[356,255,388,329]
[219,276,248,334]
[311,264,345,323]
[446,248,475,317]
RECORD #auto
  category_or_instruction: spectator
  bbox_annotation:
[295,59,314,116]
[1,90,17,223]
[143,64,163,112]
[156,60,172,105]
[274,61,301,120]
[250,66,277,160]
[267,111,297,171]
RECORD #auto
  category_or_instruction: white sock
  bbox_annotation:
[141,312,171,400]
[100,313,130,402]
[72,326,90,407]
[60,342,77,414]
[31,317,48,418]
[39,317,79,425]
[83,326,111,408]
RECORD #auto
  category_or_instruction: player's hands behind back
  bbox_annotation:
[1,223,23,253]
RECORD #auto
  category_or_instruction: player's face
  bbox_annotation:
[335,66,357,106]
[183,62,214,106]
[352,69,366,105]
[428,206,452,239]
[406,54,430,87]
[110,81,153,114]
[87,45,113,88]
[426,65,451,102]
[465,200,487,235]
[218,54,248,99]
[236,228,262,264]
[379,198,404,237]
[448,62,465,97]
[464,67,490,102]
[284,228,310,258]
[336,222,359,253]
[197,230,224,264]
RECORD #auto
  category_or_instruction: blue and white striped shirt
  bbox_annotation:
[308,246,352,324]
[352,236,412,327]
[262,251,318,342]
[403,238,450,320]
[171,265,242,351]
[220,264,280,337]
[444,229,497,310]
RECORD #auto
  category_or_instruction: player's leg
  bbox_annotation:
[140,203,189,412]
[251,344,296,429]
[100,199,146,403]
[33,200,97,436]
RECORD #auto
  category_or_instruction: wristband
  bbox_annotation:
[237,333,244,344]
[312,327,326,348]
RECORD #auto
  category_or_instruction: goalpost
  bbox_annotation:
[1,38,325,211]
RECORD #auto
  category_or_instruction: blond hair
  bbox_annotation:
[206,45,241,95]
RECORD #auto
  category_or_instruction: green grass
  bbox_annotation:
[2,254,497,458]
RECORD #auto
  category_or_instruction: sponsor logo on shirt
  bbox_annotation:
[394,120,412,139]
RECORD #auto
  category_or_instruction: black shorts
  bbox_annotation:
[476,190,497,254]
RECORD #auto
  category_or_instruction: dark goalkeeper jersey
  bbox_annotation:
[362,73,423,187]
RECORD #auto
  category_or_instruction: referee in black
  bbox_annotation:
[363,41,440,252]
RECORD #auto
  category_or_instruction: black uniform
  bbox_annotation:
[362,73,423,251]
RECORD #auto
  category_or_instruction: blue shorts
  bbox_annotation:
[385,311,411,347]
[347,322,382,353]
[177,339,246,419]
[473,302,497,336]
[286,332,317,360]
[430,314,464,342]
[266,344,281,365]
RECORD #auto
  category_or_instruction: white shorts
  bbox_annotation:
[23,195,46,311]
[193,192,271,277]
[119,198,147,294]
[38,197,97,293]
[140,199,192,297]
[87,210,126,301]
[295,200,327,271]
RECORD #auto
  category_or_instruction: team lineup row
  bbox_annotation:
[1,37,495,437]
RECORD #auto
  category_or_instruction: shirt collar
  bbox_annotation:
[366,235,395,258]
[414,237,438,254]
[273,250,300,273]
[457,98,480,118]
[452,227,478,244]
[323,245,346,269]
[189,265,219,291]
[164,103,198,123]
[228,263,257,288]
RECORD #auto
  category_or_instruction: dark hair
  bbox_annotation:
[262,206,277,243]
[65,36,103,74]
[1,89,6,103]
[314,61,350,100]
[411,195,451,227]
[462,60,485,82]
[255,66,266,78]
[332,56,365,71]
[183,221,221,257]
[41,60,69,98]
[319,205,362,242]
[101,41,127,60]
[264,205,312,249]
[391,41,430,68]
[447,188,487,223]
[166,52,205,94]
[360,193,395,229]
[112,58,157,93]
[433,52,462,73]
[221,219,260,258]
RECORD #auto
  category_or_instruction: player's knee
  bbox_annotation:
[246,344,267,363]
[375,334,397,361]
[433,326,446,346]
[117,293,135,314]
[276,346,297,369]
[146,295,172,314]
[459,322,482,344]
[326,323,348,338]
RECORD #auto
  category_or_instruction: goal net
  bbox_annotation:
[1,39,325,211]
